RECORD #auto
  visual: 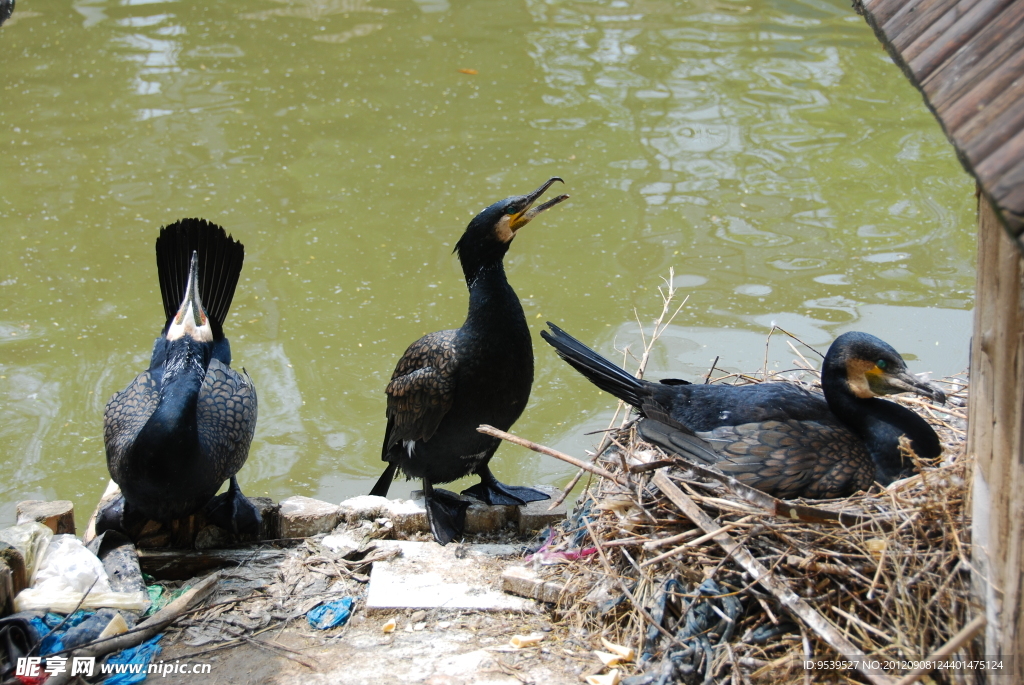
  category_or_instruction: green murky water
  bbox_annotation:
[0,0,975,526]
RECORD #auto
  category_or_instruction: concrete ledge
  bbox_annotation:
[338,495,391,523]
[365,541,536,612]
[515,486,566,533]
[387,498,429,536]
[339,485,568,539]
[465,501,516,533]
[278,496,340,538]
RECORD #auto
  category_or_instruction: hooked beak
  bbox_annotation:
[166,251,212,342]
[509,177,569,233]
[875,370,946,404]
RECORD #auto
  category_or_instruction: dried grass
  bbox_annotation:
[520,273,977,685]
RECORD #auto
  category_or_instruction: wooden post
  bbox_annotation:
[968,191,1024,672]
[16,500,75,535]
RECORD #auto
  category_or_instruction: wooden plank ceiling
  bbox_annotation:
[857,0,1024,246]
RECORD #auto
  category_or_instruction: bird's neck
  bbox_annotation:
[823,375,902,459]
[823,379,880,434]
[463,262,528,337]
[155,337,210,420]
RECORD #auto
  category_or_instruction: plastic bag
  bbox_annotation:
[15,588,149,613]
[33,535,112,594]
[104,633,163,685]
[307,597,354,630]
[13,535,149,613]
[0,521,53,582]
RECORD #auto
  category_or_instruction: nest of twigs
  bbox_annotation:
[530,363,972,685]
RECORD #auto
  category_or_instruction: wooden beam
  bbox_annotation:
[967,192,1024,669]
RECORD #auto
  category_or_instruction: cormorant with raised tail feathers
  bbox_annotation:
[371,178,569,544]
[541,324,945,499]
[99,219,260,537]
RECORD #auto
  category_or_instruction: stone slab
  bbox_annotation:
[365,540,536,612]
[338,495,391,524]
[501,565,565,604]
[465,501,515,533]
[386,498,429,536]
[278,496,340,539]
[515,486,566,533]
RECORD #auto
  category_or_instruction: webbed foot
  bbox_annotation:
[205,476,262,537]
[95,495,148,537]
[423,483,470,546]
[95,494,126,536]
[462,465,550,506]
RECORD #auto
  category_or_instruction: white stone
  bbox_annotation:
[365,541,536,612]
[278,496,340,538]
[337,495,391,523]
[321,530,362,556]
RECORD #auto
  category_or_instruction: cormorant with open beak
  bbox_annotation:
[371,178,569,544]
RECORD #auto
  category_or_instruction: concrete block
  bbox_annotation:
[516,486,566,533]
[278,496,340,539]
[501,565,565,604]
[403,490,517,535]
[17,500,75,535]
[338,495,391,524]
[465,501,515,533]
[247,496,279,541]
[387,497,429,536]
[365,540,536,612]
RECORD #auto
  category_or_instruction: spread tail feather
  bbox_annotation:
[156,218,244,337]
[540,322,647,409]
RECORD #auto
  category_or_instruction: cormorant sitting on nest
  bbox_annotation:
[99,219,260,537]
[541,324,945,499]
[371,178,569,544]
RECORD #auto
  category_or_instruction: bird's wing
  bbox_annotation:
[702,420,874,499]
[384,330,458,449]
[104,371,160,472]
[196,359,258,480]
[640,417,874,499]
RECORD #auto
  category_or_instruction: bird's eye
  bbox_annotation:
[877,359,888,370]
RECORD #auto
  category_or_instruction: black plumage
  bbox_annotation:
[541,324,945,499]
[0,0,13,27]
[100,218,259,537]
[371,178,569,544]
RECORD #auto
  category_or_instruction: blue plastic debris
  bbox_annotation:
[306,597,354,630]
[104,633,163,684]
[37,610,93,655]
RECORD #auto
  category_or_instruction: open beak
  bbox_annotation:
[877,370,946,404]
[509,177,569,233]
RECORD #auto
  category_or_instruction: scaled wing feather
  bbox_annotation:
[385,331,458,448]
